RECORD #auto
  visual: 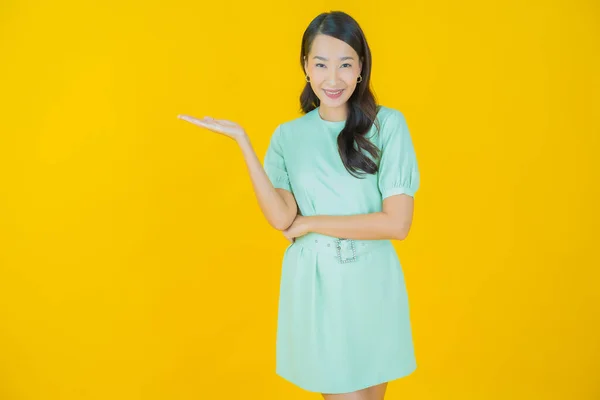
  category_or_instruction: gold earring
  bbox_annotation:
[305,74,311,83]
[357,75,363,83]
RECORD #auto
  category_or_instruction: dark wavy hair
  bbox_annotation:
[299,11,382,178]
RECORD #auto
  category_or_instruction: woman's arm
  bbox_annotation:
[298,194,414,240]
[236,135,298,230]
[176,114,297,231]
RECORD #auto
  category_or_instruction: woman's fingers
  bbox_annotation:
[178,115,226,124]
[178,115,220,126]
[178,115,200,124]
[217,119,236,126]
[178,115,222,131]
[177,114,247,140]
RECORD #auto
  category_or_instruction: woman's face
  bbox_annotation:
[304,34,362,110]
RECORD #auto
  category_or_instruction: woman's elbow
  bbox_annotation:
[270,215,294,231]
[392,223,412,241]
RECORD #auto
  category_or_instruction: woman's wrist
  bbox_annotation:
[299,215,313,233]
[235,132,250,146]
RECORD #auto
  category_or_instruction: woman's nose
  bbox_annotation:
[327,68,340,83]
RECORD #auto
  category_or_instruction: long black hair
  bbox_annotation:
[299,11,382,178]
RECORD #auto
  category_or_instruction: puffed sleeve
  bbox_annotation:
[263,124,292,192]
[377,110,420,199]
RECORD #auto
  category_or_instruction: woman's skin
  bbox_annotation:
[322,382,388,400]
[177,33,408,400]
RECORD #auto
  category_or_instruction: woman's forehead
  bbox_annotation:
[308,36,357,58]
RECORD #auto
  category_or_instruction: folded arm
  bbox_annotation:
[302,194,415,240]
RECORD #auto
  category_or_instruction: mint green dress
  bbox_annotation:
[263,105,420,394]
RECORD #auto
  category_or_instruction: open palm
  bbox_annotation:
[177,114,246,140]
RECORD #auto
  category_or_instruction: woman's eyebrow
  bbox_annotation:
[312,56,354,61]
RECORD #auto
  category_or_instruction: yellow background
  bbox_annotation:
[1,1,599,399]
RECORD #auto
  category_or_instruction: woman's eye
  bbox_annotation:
[315,63,352,68]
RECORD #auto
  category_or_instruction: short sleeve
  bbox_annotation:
[377,110,420,199]
[263,124,292,192]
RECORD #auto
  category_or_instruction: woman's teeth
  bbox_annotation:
[324,89,344,98]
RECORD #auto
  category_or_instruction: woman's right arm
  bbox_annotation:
[176,114,297,231]
[235,135,298,231]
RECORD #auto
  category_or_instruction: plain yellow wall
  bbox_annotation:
[1,1,599,399]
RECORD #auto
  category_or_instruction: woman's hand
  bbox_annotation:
[177,114,247,141]
[282,215,311,243]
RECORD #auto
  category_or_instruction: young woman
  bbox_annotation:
[178,11,420,400]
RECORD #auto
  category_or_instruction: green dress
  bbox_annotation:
[263,105,420,394]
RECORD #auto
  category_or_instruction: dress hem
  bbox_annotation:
[275,363,417,394]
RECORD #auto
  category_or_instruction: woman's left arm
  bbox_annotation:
[286,194,414,241]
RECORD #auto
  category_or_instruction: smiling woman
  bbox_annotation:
[261,11,421,400]
[177,10,421,400]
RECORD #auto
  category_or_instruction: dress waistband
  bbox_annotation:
[293,232,391,264]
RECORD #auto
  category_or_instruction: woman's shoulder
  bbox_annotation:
[371,104,413,147]
[282,108,317,129]
[273,109,318,142]
[269,109,310,131]
[372,104,407,136]
[376,104,406,125]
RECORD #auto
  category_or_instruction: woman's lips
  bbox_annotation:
[324,89,344,99]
